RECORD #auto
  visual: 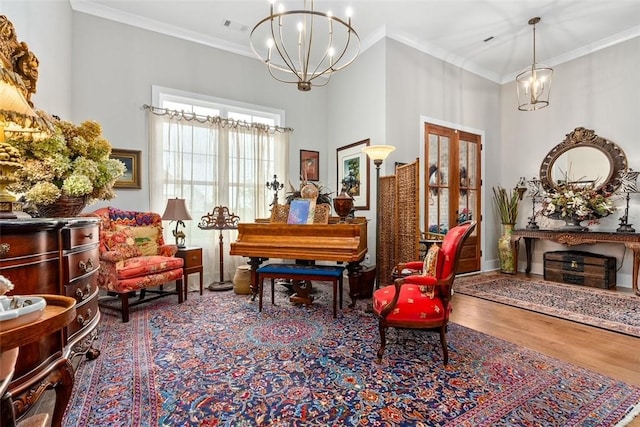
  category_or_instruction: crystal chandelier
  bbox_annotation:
[250,0,360,91]
[516,17,553,111]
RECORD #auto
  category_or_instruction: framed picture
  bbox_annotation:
[300,149,320,181]
[111,149,141,189]
[336,139,370,210]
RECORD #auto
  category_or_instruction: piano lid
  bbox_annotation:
[230,217,368,263]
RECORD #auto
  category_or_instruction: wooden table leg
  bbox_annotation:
[625,243,640,296]
[346,261,363,308]
[11,359,74,427]
[247,257,266,301]
[523,237,534,274]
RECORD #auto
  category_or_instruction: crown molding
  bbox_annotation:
[69,0,256,60]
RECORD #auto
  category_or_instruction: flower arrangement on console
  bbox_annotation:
[541,183,615,222]
[7,117,125,209]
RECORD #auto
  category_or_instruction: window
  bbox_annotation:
[149,86,291,283]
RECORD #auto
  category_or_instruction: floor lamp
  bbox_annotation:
[362,145,396,289]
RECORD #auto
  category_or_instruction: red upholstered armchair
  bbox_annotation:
[373,220,476,364]
[88,207,184,322]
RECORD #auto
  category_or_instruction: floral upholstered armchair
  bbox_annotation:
[87,207,184,322]
[373,220,476,365]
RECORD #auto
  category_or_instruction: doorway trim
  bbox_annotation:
[419,115,486,272]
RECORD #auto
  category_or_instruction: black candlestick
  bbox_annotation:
[616,192,635,233]
[266,174,284,208]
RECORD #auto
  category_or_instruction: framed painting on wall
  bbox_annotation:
[111,149,141,189]
[300,149,320,181]
[336,139,370,210]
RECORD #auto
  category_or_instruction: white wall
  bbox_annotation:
[501,37,640,286]
[383,39,502,270]
[3,0,73,118]
[326,40,387,265]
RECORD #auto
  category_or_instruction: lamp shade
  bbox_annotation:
[619,169,640,194]
[162,198,192,221]
[0,68,51,139]
[362,145,396,162]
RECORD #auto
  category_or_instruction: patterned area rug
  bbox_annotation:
[63,286,640,427]
[455,274,640,338]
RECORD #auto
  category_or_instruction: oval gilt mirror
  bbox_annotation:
[539,127,627,194]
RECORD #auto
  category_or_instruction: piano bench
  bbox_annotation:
[256,264,345,318]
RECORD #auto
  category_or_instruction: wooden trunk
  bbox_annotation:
[543,250,616,289]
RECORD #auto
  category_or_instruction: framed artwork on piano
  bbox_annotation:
[336,139,370,210]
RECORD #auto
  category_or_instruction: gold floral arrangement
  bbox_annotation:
[7,117,125,207]
[541,183,615,221]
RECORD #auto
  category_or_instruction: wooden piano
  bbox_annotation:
[230,217,368,307]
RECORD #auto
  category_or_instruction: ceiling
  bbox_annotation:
[70,0,640,84]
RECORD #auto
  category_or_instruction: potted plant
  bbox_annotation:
[492,186,520,274]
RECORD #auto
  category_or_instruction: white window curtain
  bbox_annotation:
[148,109,290,288]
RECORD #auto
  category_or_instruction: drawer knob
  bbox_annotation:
[78,258,95,273]
[571,260,578,269]
[75,283,92,301]
[84,232,94,239]
[0,243,9,256]
[77,309,93,326]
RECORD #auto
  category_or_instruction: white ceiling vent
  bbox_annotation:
[222,19,248,33]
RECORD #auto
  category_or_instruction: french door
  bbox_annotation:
[424,123,481,273]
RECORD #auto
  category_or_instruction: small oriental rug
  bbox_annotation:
[63,287,640,426]
[455,274,640,338]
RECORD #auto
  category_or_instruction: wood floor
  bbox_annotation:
[450,272,640,426]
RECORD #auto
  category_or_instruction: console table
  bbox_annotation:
[512,229,640,296]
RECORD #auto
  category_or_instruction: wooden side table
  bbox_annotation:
[176,247,203,300]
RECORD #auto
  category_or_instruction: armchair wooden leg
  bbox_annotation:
[121,293,130,323]
[439,327,449,365]
[376,322,387,363]
[177,278,184,303]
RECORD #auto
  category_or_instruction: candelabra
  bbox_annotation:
[526,177,543,229]
[266,174,284,208]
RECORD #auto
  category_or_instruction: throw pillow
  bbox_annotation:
[102,227,142,259]
[422,243,441,277]
[420,243,442,298]
[116,224,159,256]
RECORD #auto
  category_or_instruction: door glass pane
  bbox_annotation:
[427,134,449,236]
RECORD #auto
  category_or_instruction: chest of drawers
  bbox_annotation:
[0,218,101,426]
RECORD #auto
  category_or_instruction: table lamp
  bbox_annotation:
[0,59,52,217]
[616,168,639,233]
[162,198,192,247]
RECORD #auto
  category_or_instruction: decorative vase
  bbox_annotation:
[333,189,354,223]
[299,182,319,200]
[36,195,88,218]
[498,223,516,274]
[559,216,588,231]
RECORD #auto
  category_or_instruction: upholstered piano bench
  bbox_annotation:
[256,264,345,318]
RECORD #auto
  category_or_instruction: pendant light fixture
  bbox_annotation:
[516,17,553,111]
[250,0,360,91]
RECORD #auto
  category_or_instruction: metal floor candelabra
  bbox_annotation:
[198,206,240,291]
